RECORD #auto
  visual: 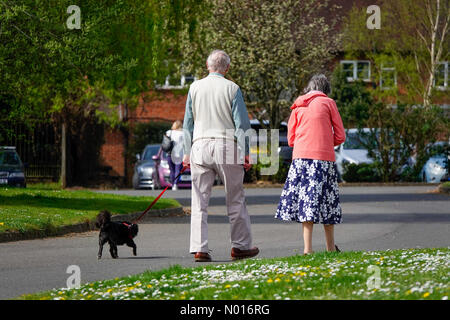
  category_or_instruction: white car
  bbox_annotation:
[335,128,373,177]
[421,155,448,183]
[409,141,449,183]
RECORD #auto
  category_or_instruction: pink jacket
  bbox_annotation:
[287,91,345,162]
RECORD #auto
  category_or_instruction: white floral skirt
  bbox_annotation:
[275,158,342,224]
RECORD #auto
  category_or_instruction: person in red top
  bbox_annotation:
[275,74,346,255]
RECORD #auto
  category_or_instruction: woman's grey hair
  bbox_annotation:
[304,74,331,95]
[207,50,231,74]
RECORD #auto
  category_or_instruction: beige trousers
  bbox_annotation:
[189,138,253,253]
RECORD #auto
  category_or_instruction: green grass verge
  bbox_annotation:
[439,181,450,194]
[0,184,180,234]
[20,248,449,300]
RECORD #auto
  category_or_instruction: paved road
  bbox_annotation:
[0,185,449,299]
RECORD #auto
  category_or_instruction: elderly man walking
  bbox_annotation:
[182,50,259,262]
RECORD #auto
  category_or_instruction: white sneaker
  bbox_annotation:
[172,184,178,190]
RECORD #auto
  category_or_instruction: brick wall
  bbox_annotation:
[130,90,187,123]
[99,90,188,184]
[99,128,126,177]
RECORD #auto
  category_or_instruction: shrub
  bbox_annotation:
[244,156,290,184]
[128,121,171,158]
[270,158,290,183]
[342,162,382,182]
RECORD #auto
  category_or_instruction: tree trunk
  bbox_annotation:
[61,122,67,188]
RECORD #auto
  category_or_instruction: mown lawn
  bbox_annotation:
[21,248,449,300]
[0,184,180,234]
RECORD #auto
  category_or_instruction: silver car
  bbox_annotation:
[132,144,160,189]
[421,154,449,183]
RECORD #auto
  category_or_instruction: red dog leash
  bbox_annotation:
[132,166,187,224]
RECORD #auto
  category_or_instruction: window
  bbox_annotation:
[181,75,196,86]
[159,74,197,89]
[343,132,369,150]
[434,62,448,90]
[380,64,397,90]
[0,150,21,166]
[142,145,160,161]
[340,60,371,82]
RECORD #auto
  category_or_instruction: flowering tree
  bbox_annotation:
[181,0,341,128]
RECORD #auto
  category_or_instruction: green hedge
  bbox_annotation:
[244,156,290,184]
[342,163,382,182]
[128,121,171,157]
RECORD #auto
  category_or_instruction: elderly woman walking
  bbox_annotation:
[275,74,346,255]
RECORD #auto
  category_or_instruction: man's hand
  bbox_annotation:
[243,155,252,172]
[182,154,190,169]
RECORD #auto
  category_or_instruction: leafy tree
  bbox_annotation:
[0,0,195,122]
[331,64,448,182]
[339,0,449,182]
[0,0,201,186]
[127,121,171,160]
[330,66,372,128]
[363,103,447,182]
[343,0,450,107]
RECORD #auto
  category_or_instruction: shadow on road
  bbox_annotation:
[145,213,450,225]
[118,256,171,260]
[173,193,449,207]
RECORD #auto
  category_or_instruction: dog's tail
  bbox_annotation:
[95,210,111,228]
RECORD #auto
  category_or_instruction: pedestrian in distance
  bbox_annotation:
[165,120,184,190]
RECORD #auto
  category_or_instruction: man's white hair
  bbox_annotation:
[207,50,230,74]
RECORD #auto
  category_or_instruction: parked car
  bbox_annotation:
[132,144,191,189]
[249,119,289,164]
[249,119,288,147]
[0,146,26,188]
[275,128,375,180]
[335,128,373,177]
[418,142,449,183]
[421,154,449,183]
[278,146,293,166]
[336,132,449,183]
[152,147,192,189]
[276,128,374,182]
[132,144,160,189]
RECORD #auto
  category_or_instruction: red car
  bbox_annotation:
[152,147,192,189]
[132,145,191,189]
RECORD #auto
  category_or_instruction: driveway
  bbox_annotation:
[0,185,448,299]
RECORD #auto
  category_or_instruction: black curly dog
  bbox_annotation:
[95,210,138,259]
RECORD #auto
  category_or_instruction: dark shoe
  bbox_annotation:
[231,247,259,260]
[194,252,212,262]
[335,245,341,252]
